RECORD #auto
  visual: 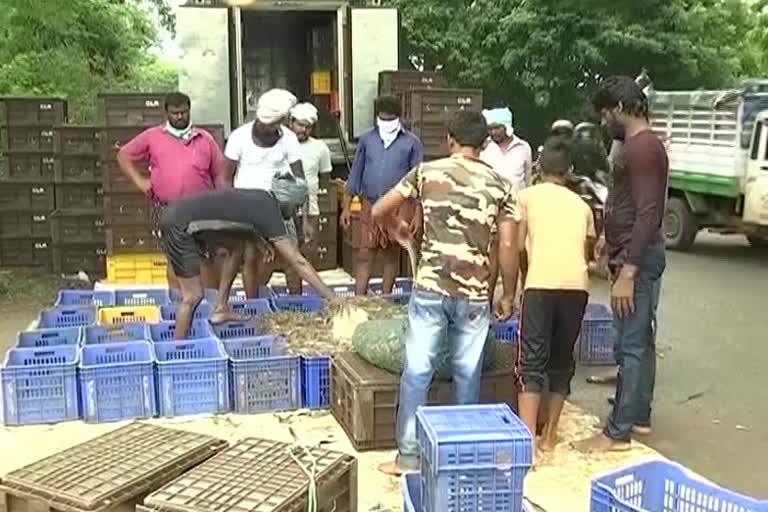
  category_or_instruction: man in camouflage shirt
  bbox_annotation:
[372,110,521,475]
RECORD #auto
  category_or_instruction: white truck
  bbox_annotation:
[175,0,401,163]
[650,81,768,250]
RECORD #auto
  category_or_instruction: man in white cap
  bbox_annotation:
[480,107,532,305]
[220,88,314,298]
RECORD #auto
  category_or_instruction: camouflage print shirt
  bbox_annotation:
[394,154,520,300]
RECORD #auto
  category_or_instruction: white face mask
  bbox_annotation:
[377,117,400,133]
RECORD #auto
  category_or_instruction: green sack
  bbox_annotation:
[352,317,497,379]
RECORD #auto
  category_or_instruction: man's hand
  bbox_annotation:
[340,208,352,230]
[388,217,411,248]
[611,266,636,318]
[302,218,315,244]
[327,296,350,316]
[137,176,152,197]
[496,294,516,321]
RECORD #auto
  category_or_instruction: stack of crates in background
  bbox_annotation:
[378,70,447,97]
[308,174,338,271]
[0,97,68,268]
[405,404,534,512]
[98,93,165,263]
[51,125,107,277]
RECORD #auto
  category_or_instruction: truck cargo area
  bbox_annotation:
[240,10,338,139]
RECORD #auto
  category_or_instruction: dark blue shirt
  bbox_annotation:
[346,127,424,202]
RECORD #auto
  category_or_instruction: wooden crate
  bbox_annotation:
[0,423,226,512]
[331,346,518,451]
[0,153,58,182]
[0,238,51,268]
[0,184,55,212]
[0,126,56,152]
[52,244,106,276]
[97,94,166,127]
[0,97,67,126]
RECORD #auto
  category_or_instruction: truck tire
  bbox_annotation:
[747,235,768,249]
[665,197,698,251]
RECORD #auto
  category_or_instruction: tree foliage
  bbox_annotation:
[0,0,178,122]
[388,0,768,143]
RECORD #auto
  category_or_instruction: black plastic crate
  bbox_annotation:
[98,94,166,127]
[50,210,105,244]
[315,213,338,244]
[0,211,52,239]
[52,244,107,276]
[0,238,52,267]
[308,242,337,271]
[56,125,102,154]
[56,154,103,183]
[0,97,68,125]
[317,179,338,214]
[55,183,104,210]
[103,193,152,225]
[0,184,55,211]
[0,126,57,152]
[105,226,161,254]
[0,152,58,182]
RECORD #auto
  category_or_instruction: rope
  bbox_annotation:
[287,444,318,512]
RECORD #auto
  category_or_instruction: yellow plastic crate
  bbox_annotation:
[98,306,161,325]
[106,253,167,285]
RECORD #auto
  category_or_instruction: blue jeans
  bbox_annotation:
[605,244,666,441]
[396,290,491,469]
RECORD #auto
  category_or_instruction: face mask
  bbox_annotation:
[377,118,401,149]
[166,121,192,140]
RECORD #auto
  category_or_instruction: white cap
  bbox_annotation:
[290,103,319,125]
[256,89,297,124]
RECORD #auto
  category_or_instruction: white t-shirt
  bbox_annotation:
[480,136,532,190]
[298,137,333,215]
[224,122,302,190]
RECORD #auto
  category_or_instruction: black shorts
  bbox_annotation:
[515,289,588,395]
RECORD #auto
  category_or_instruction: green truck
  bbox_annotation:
[650,81,768,250]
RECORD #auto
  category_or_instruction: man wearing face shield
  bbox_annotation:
[159,174,345,341]
[220,89,315,298]
[340,95,424,296]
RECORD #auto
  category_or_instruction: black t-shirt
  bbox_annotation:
[160,189,288,278]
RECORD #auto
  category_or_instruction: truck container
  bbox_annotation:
[650,80,768,249]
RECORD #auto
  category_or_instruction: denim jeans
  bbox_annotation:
[396,289,491,469]
[605,243,666,441]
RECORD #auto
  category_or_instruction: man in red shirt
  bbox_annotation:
[117,92,225,291]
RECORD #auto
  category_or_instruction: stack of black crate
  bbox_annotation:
[310,175,339,271]
[98,93,166,256]
[0,97,68,268]
[50,125,107,277]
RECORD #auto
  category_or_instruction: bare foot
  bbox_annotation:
[632,425,652,436]
[572,433,631,453]
[378,461,408,477]
[538,435,559,452]
[210,310,251,325]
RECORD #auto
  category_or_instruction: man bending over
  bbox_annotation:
[160,175,344,340]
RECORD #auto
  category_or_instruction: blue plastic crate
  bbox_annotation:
[154,338,230,417]
[149,320,214,342]
[38,306,96,328]
[84,323,150,345]
[230,286,275,300]
[230,298,273,317]
[369,278,413,296]
[270,283,356,298]
[212,319,264,340]
[301,355,331,409]
[492,318,519,345]
[416,404,534,512]
[578,303,614,365]
[226,346,300,413]
[402,473,534,512]
[114,289,170,307]
[160,302,214,321]
[271,296,325,313]
[17,327,81,348]
[590,459,767,512]
[55,289,115,307]
[223,336,285,360]
[170,288,220,305]
[79,341,157,423]
[2,346,79,425]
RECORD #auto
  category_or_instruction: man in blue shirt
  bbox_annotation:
[340,95,424,295]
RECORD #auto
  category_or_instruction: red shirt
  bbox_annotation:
[119,125,224,204]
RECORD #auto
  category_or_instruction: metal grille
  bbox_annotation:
[144,438,350,512]
[2,423,226,511]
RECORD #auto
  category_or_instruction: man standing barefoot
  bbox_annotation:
[575,76,668,452]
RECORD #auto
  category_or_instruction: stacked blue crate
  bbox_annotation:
[149,320,215,342]
[38,306,96,328]
[17,327,81,348]
[416,404,534,512]
[55,290,115,307]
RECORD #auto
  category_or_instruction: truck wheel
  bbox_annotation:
[665,197,698,251]
[747,235,768,249]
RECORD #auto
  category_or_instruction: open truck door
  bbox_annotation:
[177,6,232,134]
[742,113,768,234]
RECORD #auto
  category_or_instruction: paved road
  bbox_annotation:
[571,232,768,498]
